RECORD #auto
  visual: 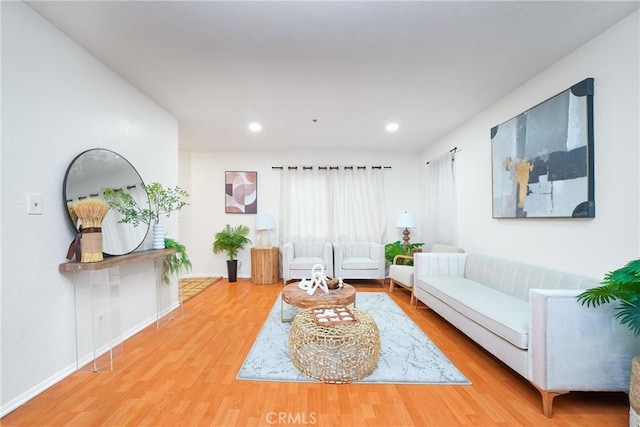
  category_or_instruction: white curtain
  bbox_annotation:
[425,153,458,247]
[279,167,386,243]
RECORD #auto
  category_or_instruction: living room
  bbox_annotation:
[2,1,639,425]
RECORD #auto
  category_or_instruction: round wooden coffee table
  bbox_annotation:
[281,282,356,322]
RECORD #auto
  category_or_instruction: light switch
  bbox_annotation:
[27,193,43,215]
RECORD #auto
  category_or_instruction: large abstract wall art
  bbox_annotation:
[491,78,595,218]
[225,171,257,214]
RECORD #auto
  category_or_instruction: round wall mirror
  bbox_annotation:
[63,148,149,256]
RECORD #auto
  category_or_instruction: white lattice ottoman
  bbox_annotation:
[288,307,380,383]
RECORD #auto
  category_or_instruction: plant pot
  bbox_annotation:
[227,259,238,282]
[631,356,640,426]
[153,224,165,250]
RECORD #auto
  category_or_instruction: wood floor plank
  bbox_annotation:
[1,278,629,426]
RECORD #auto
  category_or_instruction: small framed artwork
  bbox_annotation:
[491,78,595,218]
[225,171,257,214]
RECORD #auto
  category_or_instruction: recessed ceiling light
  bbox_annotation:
[386,123,399,132]
[249,122,262,132]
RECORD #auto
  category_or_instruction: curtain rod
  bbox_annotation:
[426,147,460,164]
[272,165,391,170]
[65,184,139,203]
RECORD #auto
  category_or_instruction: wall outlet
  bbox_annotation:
[96,314,108,330]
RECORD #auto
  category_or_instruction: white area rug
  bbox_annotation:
[237,292,470,384]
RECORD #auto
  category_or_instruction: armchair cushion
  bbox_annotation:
[342,257,379,270]
[388,264,414,287]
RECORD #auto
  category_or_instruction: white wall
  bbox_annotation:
[1,2,179,416]
[180,150,422,278]
[420,11,639,279]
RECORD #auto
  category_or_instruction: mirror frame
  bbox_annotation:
[63,148,149,256]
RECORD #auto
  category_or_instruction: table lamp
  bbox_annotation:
[256,214,275,247]
[396,212,416,250]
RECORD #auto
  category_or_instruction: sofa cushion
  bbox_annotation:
[389,264,414,287]
[290,257,326,270]
[418,277,529,349]
[342,257,377,270]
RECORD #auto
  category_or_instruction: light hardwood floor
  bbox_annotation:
[2,279,629,426]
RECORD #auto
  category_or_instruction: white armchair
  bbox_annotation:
[389,243,464,305]
[389,254,417,305]
[281,241,334,284]
[333,241,385,281]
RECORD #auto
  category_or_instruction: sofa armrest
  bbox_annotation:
[414,253,467,279]
[281,242,294,261]
[323,242,334,277]
[281,243,294,280]
[368,241,383,258]
[529,289,640,392]
[369,242,385,278]
[331,242,342,277]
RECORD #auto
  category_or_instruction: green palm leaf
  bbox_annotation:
[577,258,640,336]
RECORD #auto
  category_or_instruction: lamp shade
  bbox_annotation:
[256,214,275,231]
[396,212,416,229]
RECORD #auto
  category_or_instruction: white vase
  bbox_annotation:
[152,224,165,250]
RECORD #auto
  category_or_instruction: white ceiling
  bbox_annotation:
[26,1,639,153]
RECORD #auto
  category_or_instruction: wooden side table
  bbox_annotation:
[251,247,279,285]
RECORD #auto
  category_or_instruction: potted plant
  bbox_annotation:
[212,224,252,282]
[103,182,189,249]
[384,241,424,266]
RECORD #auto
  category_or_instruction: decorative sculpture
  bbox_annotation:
[296,265,343,295]
[326,276,344,290]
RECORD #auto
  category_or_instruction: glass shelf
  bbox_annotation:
[60,249,178,372]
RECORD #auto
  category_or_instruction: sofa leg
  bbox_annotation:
[537,389,566,418]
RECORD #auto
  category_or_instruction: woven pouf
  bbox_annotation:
[288,308,380,383]
[630,356,640,427]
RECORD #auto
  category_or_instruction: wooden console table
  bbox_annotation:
[251,247,279,284]
[59,249,177,372]
[59,248,176,272]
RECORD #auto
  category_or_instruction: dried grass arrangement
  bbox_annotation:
[70,198,109,262]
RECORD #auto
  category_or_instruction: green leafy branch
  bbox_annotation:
[577,259,640,336]
[146,183,189,225]
[162,238,192,285]
[103,182,189,226]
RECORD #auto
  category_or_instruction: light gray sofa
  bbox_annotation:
[413,252,640,417]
